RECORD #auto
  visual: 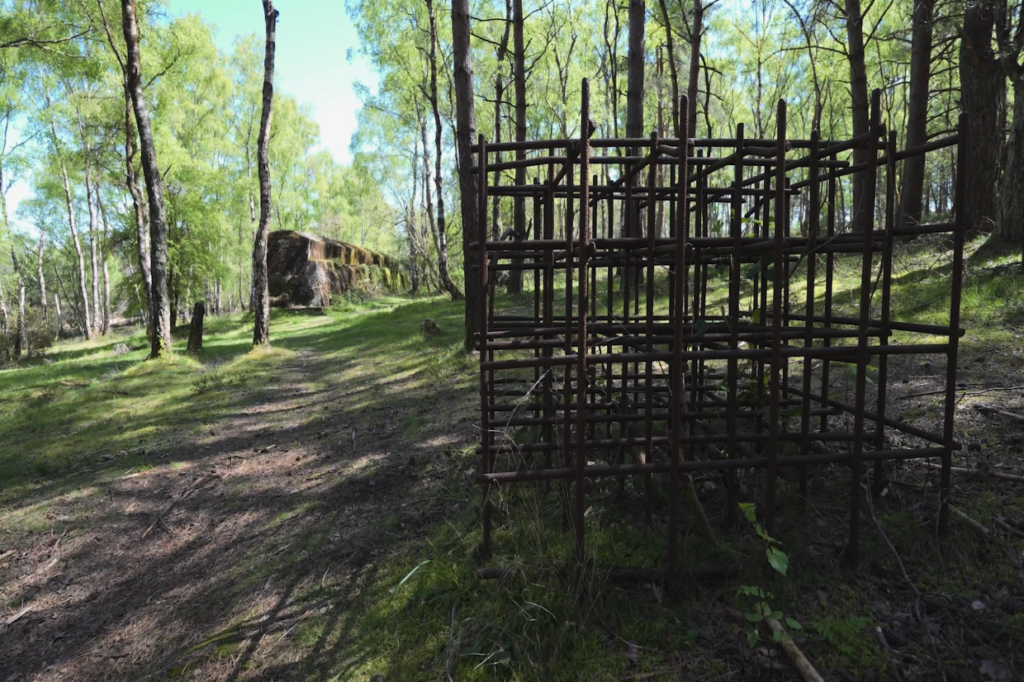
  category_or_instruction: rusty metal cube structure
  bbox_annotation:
[473,80,966,575]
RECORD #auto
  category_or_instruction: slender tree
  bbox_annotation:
[451,0,480,351]
[425,0,461,299]
[625,0,646,141]
[252,0,278,346]
[45,91,92,339]
[95,0,153,332]
[37,234,46,323]
[687,0,703,135]
[122,0,171,356]
[508,0,527,294]
[10,246,25,358]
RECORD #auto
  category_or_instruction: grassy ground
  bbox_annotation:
[1,242,1023,681]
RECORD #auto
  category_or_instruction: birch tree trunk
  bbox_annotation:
[97,188,111,334]
[426,0,462,300]
[451,0,480,350]
[252,0,278,346]
[122,0,171,357]
[37,234,46,324]
[95,0,152,333]
[0,172,8,336]
[0,274,6,336]
[10,247,25,359]
[54,293,62,337]
[48,110,92,339]
[83,165,102,335]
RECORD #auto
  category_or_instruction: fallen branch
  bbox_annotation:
[765,617,824,682]
[994,517,1024,539]
[950,505,991,539]
[682,473,717,546]
[898,385,1024,401]
[5,605,34,626]
[975,404,1024,424]
[917,461,1024,483]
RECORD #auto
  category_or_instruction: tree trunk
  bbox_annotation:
[845,0,871,232]
[187,300,206,355]
[97,187,111,334]
[37,234,46,323]
[508,0,527,294]
[95,0,152,333]
[491,75,504,244]
[0,273,6,336]
[625,0,646,141]
[54,292,62,337]
[0,176,9,336]
[656,0,680,135]
[420,117,442,276]
[83,166,102,335]
[252,0,277,346]
[687,0,702,136]
[57,156,92,338]
[998,70,1024,248]
[901,0,935,226]
[10,247,25,359]
[122,0,171,357]
[426,0,462,300]
[451,0,480,351]
[959,0,1006,235]
[125,91,152,330]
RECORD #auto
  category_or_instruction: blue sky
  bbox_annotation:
[168,0,378,164]
[7,0,376,230]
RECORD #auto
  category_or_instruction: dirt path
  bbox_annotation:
[0,348,475,681]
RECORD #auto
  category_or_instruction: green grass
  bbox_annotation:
[2,243,1023,680]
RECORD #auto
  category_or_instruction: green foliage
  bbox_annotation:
[736,503,798,647]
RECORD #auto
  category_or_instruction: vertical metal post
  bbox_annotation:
[478,135,492,557]
[799,130,820,500]
[873,130,898,495]
[574,80,592,569]
[939,116,967,534]
[726,124,744,523]
[645,133,658,508]
[668,96,690,575]
[766,100,786,534]
[847,89,882,563]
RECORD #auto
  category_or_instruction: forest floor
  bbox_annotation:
[2,242,1024,682]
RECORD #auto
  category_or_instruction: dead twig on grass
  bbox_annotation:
[765,617,825,682]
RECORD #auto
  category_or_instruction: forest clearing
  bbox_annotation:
[1,244,1023,681]
[4,0,1024,680]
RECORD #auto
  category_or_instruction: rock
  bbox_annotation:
[421,318,443,336]
[267,231,408,307]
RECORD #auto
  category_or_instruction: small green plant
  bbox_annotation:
[735,502,802,648]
